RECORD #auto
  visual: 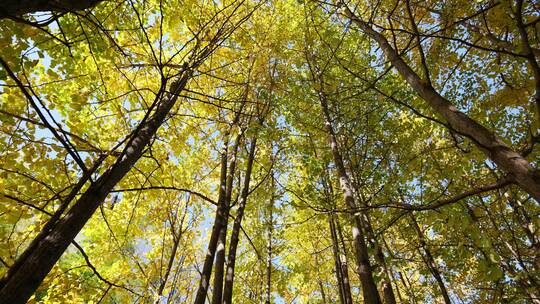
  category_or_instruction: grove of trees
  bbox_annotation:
[0,0,539,303]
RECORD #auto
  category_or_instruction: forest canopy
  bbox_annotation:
[0,0,539,303]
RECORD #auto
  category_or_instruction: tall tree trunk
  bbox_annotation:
[265,175,274,304]
[341,4,540,202]
[154,204,188,304]
[323,170,354,304]
[212,133,241,304]
[410,215,451,304]
[336,216,356,304]
[363,214,397,304]
[193,134,230,304]
[344,142,397,304]
[329,214,347,304]
[223,137,257,304]
[313,65,381,303]
[314,253,328,304]
[0,67,193,304]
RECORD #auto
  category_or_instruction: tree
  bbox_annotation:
[1,0,539,303]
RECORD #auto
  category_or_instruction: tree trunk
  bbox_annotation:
[0,0,103,18]
[0,68,193,304]
[318,278,328,304]
[335,221,355,304]
[265,175,274,304]
[363,214,397,304]
[222,137,257,304]
[314,69,381,303]
[212,133,241,304]
[329,214,347,304]
[342,4,540,202]
[154,204,188,304]
[193,134,230,304]
[410,215,451,304]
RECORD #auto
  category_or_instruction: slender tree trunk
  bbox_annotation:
[329,214,347,304]
[212,133,241,304]
[223,137,257,304]
[265,175,274,304]
[399,270,418,304]
[335,216,356,304]
[388,266,404,303]
[341,4,540,202]
[410,215,451,304]
[0,67,194,304]
[314,253,328,304]
[193,134,230,304]
[155,205,188,304]
[313,67,381,303]
[323,171,354,304]
[318,278,328,304]
[381,235,405,304]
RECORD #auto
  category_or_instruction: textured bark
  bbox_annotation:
[342,5,540,202]
[0,0,102,18]
[222,137,257,304]
[316,78,381,303]
[410,216,451,304]
[515,0,540,120]
[0,68,193,304]
[363,215,397,304]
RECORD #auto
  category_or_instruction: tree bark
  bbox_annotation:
[363,214,397,304]
[341,4,540,202]
[329,213,352,304]
[193,134,230,304]
[222,137,257,304]
[212,133,241,304]
[314,69,381,303]
[0,0,102,18]
[329,214,346,304]
[0,67,193,304]
[335,215,356,304]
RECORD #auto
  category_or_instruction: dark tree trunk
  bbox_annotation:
[193,135,230,304]
[410,215,451,304]
[222,137,257,304]
[0,68,193,304]
[0,0,102,18]
[363,214,397,304]
[212,133,241,304]
[265,175,274,304]
[335,221,355,304]
[328,214,352,304]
